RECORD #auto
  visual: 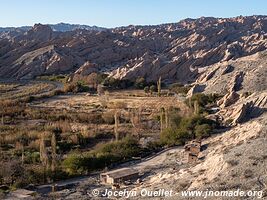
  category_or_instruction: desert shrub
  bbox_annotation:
[195,124,212,139]
[168,107,182,128]
[64,81,89,93]
[97,136,141,158]
[186,93,219,113]
[102,111,115,124]
[169,83,191,94]
[180,115,214,130]
[51,120,69,134]
[24,151,40,164]
[0,100,26,118]
[103,77,133,89]
[74,112,103,124]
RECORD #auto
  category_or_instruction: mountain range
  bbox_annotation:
[0,16,267,83]
[0,23,106,33]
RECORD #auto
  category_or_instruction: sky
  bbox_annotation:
[0,0,266,28]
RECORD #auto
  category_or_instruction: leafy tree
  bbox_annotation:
[144,86,150,94]
[149,85,156,94]
[135,77,146,89]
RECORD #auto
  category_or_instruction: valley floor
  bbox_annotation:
[8,113,265,200]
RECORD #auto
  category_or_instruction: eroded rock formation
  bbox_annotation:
[1,15,267,81]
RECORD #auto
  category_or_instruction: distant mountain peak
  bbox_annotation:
[0,23,106,33]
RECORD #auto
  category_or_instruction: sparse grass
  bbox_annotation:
[0,82,194,189]
[37,74,68,83]
[0,82,55,100]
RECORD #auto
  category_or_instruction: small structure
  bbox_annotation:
[100,168,139,185]
[184,140,202,163]
[187,152,198,163]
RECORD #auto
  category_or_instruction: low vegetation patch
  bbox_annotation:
[160,114,215,146]
[169,83,191,95]
[62,136,142,175]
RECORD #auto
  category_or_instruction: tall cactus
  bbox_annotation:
[194,100,199,115]
[157,76,161,97]
[40,132,48,168]
[40,132,49,183]
[51,132,57,173]
[114,111,119,141]
[165,107,169,129]
[160,107,164,133]
[1,114,3,125]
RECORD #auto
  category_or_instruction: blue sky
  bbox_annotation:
[1,0,266,27]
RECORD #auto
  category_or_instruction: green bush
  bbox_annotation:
[62,137,142,175]
[64,81,89,93]
[160,128,191,146]
[103,77,133,89]
[160,114,215,146]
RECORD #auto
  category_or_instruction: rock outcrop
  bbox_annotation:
[193,50,267,95]
[74,61,98,76]
[186,84,206,98]
[217,92,267,126]
[218,91,240,108]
